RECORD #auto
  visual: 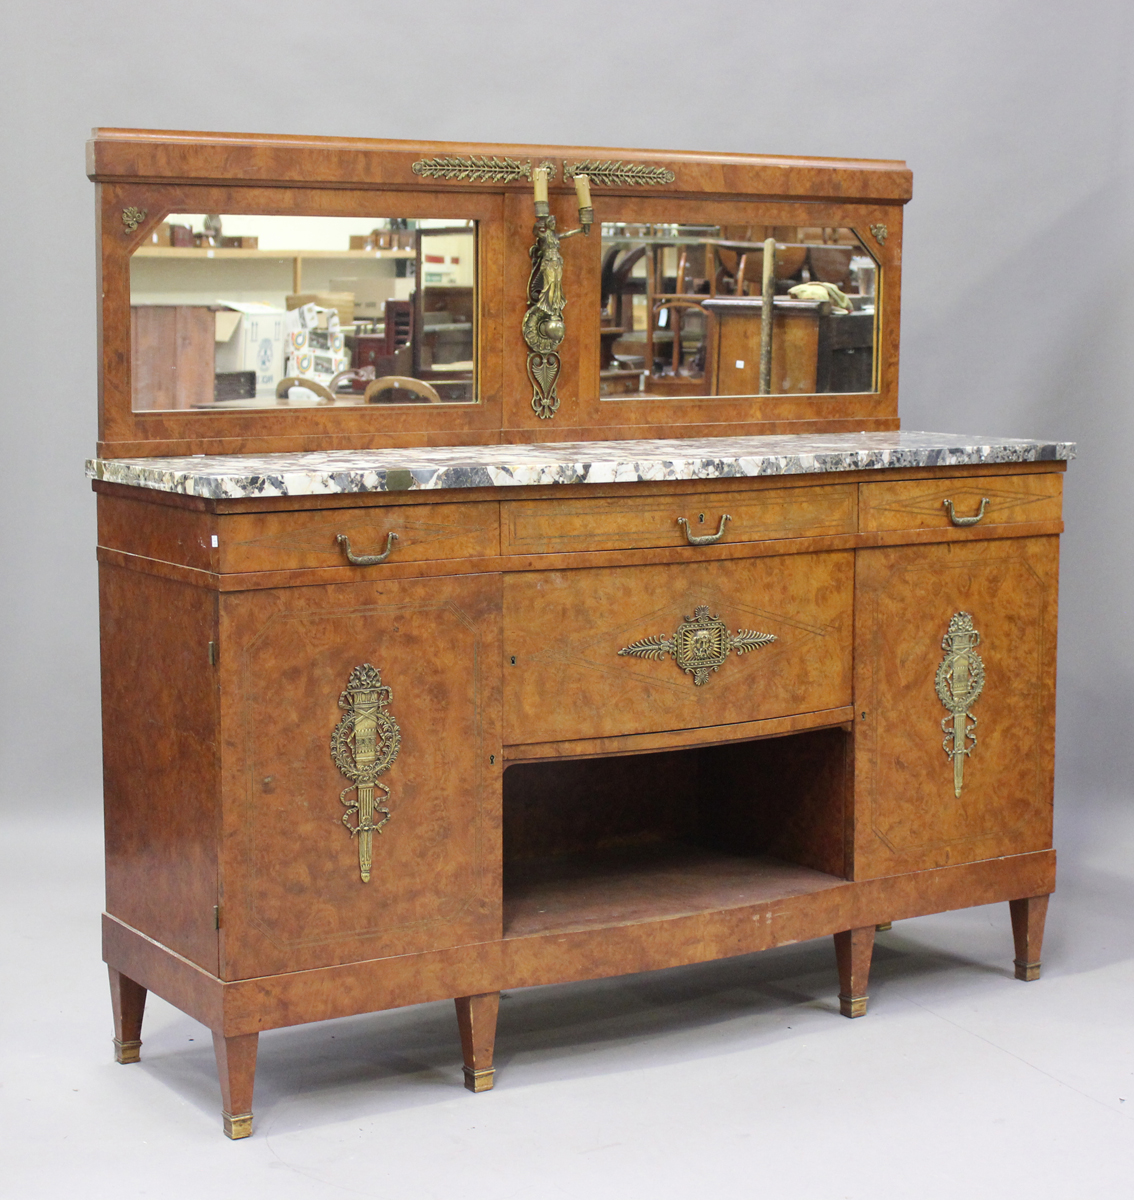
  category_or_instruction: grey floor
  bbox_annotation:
[4,796,1133,1200]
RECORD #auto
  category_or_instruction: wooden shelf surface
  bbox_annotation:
[503,844,843,939]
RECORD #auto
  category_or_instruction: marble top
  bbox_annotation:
[86,432,1075,499]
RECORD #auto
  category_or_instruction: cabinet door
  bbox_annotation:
[217,574,502,980]
[853,537,1058,879]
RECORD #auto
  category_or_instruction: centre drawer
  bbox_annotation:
[503,551,853,746]
[501,483,856,556]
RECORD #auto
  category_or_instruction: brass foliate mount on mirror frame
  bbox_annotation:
[618,604,777,687]
[330,664,402,883]
[935,612,985,797]
[411,155,551,183]
[563,160,676,187]
[121,206,147,233]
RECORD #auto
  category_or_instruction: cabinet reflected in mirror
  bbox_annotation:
[129,214,477,411]
[599,224,877,400]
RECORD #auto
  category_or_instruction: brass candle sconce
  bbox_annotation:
[523,166,594,419]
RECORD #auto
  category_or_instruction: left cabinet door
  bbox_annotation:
[216,573,503,980]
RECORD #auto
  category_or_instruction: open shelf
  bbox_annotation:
[502,727,851,940]
[504,845,842,938]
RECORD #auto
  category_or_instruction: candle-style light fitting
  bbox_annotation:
[532,166,550,215]
[522,168,595,419]
[574,173,594,232]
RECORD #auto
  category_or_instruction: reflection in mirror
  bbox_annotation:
[129,215,476,411]
[599,224,877,399]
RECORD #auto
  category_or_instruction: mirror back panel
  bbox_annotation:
[90,130,911,456]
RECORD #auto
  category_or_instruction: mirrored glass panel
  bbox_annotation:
[130,215,476,411]
[599,224,877,399]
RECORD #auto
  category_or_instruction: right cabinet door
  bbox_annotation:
[853,536,1059,879]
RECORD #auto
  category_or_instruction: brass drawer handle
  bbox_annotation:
[337,532,398,565]
[677,513,731,545]
[943,498,990,527]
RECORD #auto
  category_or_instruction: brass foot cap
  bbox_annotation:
[1015,961,1042,982]
[875,922,892,932]
[113,1038,142,1064]
[463,1066,495,1093]
[839,994,869,1019]
[222,1111,253,1139]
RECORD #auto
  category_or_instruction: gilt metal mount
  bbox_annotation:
[869,223,888,245]
[523,166,593,419]
[121,206,147,233]
[411,155,553,183]
[330,663,402,883]
[563,160,675,187]
[935,612,985,797]
[618,604,777,686]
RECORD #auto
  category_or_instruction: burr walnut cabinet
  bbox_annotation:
[89,130,1071,1138]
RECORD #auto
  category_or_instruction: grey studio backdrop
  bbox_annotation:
[6,3,1134,1193]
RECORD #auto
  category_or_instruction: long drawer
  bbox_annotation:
[859,473,1062,534]
[215,501,500,572]
[501,484,856,556]
[503,551,853,746]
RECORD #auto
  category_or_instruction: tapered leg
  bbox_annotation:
[834,926,876,1018]
[109,968,147,1064]
[454,992,500,1093]
[212,1031,259,1139]
[1010,894,1050,981]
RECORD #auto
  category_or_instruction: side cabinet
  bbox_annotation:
[852,536,1059,879]
[212,573,503,980]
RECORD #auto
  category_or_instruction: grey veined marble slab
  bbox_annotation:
[86,432,1075,499]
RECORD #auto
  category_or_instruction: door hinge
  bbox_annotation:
[213,904,221,930]
[208,641,218,666]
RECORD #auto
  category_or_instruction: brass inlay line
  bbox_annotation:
[331,663,402,883]
[935,612,984,797]
[618,603,776,686]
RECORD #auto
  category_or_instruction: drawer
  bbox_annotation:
[501,484,856,556]
[217,501,499,573]
[859,473,1062,534]
[503,551,853,745]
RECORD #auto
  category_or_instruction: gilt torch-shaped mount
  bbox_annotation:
[618,604,777,686]
[331,663,402,883]
[523,166,594,419]
[935,612,985,797]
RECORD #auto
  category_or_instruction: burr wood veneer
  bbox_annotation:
[91,132,1067,1138]
[96,458,1064,1137]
